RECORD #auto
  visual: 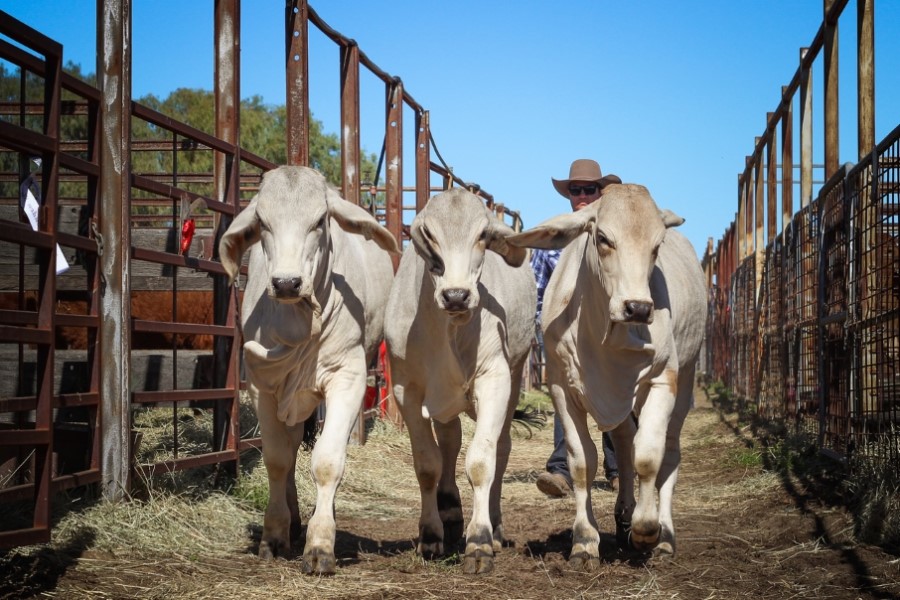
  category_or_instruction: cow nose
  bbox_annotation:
[441,288,470,311]
[624,300,653,322]
[271,276,302,297]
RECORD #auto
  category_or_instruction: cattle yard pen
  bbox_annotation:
[0,1,523,549]
[703,0,899,471]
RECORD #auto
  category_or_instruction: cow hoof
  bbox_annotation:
[462,549,494,575]
[630,525,660,553]
[300,549,336,575]
[417,541,444,560]
[443,518,464,547]
[568,551,601,572]
[653,541,675,556]
[258,539,288,560]
[615,518,632,550]
[418,526,445,558]
[491,524,508,551]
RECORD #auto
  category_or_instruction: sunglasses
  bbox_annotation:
[568,184,598,196]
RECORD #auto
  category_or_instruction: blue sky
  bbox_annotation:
[3,1,899,259]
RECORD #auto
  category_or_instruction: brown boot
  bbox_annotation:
[536,471,572,497]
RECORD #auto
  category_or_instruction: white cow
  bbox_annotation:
[219,165,399,575]
[384,188,537,574]
[508,183,707,569]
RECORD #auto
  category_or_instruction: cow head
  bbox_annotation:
[508,183,684,324]
[219,165,399,309]
[410,188,526,324]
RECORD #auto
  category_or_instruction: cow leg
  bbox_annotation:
[396,382,451,559]
[433,417,464,550]
[287,442,303,543]
[654,364,695,555]
[255,387,303,561]
[630,377,677,552]
[610,417,638,550]
[461,369,511,575]
[555,384,601,571]
[300,376,364,576]
[488,365,522,551]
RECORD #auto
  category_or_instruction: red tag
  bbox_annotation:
[180,218,196,255]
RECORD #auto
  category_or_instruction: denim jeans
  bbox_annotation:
[545,412,618,481]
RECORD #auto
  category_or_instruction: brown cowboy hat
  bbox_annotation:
[551,159,622,198]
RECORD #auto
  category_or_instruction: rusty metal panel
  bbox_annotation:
[285,0,309,167]
[819,165,851,456]
[0,9,64,548]
[384,79,403,252]
[823,0,840,179]
[730,257,756,399]
[340,42,361,205]
[799,47,813,209]
[781,86,793,234]
[757,239,785,420]
[415,110,430,214]
[847,126,900,467]
[857,0,874,158]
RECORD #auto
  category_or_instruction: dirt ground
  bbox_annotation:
[3,384,899,599]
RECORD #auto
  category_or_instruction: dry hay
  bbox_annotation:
[2,384,899,599]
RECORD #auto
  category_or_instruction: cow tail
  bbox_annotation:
[302,412,319,451]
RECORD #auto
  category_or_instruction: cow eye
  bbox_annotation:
[429,258,445,276]
[315,215,327,230]
[596,232,613,250]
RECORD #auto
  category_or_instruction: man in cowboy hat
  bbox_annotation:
[533,158,621,497]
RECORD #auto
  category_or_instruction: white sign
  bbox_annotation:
[23,187,69,275]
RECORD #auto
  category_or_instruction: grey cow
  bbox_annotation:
[384,188,537,574]
[508,183,707,569]
[219,166,399,575]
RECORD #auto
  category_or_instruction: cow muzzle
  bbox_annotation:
[622,299,654,323]
[437,287,476,324]
[270,275,304,300]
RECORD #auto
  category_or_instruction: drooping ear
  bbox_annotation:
[218,196,260,285]
[506,210,594,250]
[325,187,401,254]
[484,208,528,267]
[660,208,685,228]
[408,211,442,272]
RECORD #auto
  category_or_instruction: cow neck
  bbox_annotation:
[420,269,469,366]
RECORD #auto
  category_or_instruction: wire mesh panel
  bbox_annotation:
[757,238,785,420]
[784,204,820,436]
[731,256,756,400]
[820,169,851,456]
[848,129,900,467]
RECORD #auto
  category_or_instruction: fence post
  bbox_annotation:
[98,0,133,500]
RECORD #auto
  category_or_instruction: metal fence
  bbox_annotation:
[0,1,522,549]
[704,0,898,469]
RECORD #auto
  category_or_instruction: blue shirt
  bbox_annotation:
[530,248,561,325]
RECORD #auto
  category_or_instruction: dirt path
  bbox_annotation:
[3,385,899,599]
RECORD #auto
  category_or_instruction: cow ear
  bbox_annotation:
[326,188,401,254]
[486,218,528,267]
[660,208,685,228]
[507,210,593,250]
[218,196,260,285]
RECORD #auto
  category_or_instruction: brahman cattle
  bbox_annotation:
[384,188,537,574]
[508,183,707,569]
[219,165,399,575]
